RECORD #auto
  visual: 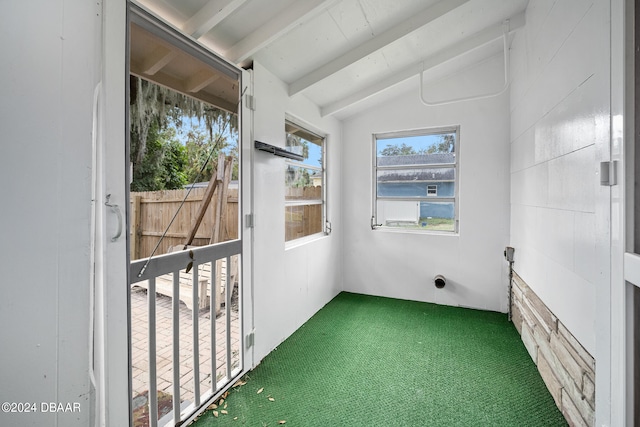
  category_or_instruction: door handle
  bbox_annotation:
[105,194,123,242]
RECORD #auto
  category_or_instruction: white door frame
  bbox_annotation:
[97,0,130,426]
[612,0,633,425]
[240,67,255,372]
[97,2,255,425]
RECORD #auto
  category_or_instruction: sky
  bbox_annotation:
[303,141,322,168]
[171,115,238,150]
[174,114,326,168]
[376,133,454,156]
[173,117,449,165]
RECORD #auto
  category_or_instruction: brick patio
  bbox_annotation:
[130,285,241,409]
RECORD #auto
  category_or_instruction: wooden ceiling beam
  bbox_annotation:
[130,69,238,113]
[183,0,249,39]
[141,46,177,76]
[320,13,525,117]
[225,0,337,65]
[185,70,221,93]
[289,0,470,97]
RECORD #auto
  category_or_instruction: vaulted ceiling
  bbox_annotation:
[133,0,528,119]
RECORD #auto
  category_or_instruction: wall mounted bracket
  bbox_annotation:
[254,140,304,161]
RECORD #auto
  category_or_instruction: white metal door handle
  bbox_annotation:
[105,194,123,242]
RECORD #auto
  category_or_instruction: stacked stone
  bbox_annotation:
[511,272,595,427]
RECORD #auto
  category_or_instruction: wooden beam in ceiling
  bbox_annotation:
[225,0,338,65]
[288,0,470,96]
[182,0,249,39]
[130,69,238,114]
[141,45,178,75]
[320,13,526,117]
[185,70,221,93]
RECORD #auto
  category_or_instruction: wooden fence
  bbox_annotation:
[285,186,323,242]
[130,187,238,260]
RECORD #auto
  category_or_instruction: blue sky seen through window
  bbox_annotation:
[376,133,455,156]
[171,115,238,148]
[303,140,322,168]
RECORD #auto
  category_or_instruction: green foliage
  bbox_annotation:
[426,134,455,154]
[162,139,188,189]
[183,128,217,184]
[380,134,455,156]
[183,128,238,184]
[286,166,312,188]
[130,123,188,192]
[129,76,237,167]
[285,132,320,188]
[380,142,418,156]
[129,75,239,192]
[286,133,309,159]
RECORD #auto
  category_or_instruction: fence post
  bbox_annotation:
[211,155,233,308]
[211,156,233,244]
[131,195,142,260]
[184,163,220,248]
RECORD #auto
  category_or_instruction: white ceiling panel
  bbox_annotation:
[307,0,526,109]
[197,0,293,52]
[303,0,523,100]
[134,0,529,118]
[358,0,440,34]
[252,10,350,82]
[303,50,392,105]
[135,0,191,26]
[326,0,372,42]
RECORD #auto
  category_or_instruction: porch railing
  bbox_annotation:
[130,239,242,427]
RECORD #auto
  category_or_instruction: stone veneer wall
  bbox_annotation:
[511,272,595,427]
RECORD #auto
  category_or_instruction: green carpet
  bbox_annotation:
[192,292,567,426]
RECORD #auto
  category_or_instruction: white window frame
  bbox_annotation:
[284,119,328,246]
[372,126,459,234]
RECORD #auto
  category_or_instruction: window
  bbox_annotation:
[285,121,326,242]
[373,127,458,233]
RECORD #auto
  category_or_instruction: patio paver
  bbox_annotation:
[130,285,240,411]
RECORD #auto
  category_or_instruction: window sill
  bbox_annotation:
[373,226,459,237]
[285,232,328,250]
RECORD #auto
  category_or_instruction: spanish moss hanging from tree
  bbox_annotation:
[129,75,239,192]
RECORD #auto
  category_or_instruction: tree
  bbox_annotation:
[161,139,188,189]
[130,124,188,192]
[286,133,309,159]
[182,126,239,184]
[285,165,311,188]
[426,134,455,154]
[129,75,239,191]
[185,129,222,184]
[380,143,418,156]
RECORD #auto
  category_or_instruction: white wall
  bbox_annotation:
[509,0,613,423]
[509,0,610,357]
[0,1,619,425]
[251,62,343,363]
[341,55,511,313]
[0,1,102,425]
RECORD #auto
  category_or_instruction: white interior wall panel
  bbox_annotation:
[509,0,610,357]
[251,62,343,364]
[509,3,616,422]
[0,1,101,425]
[341,55,510,313]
